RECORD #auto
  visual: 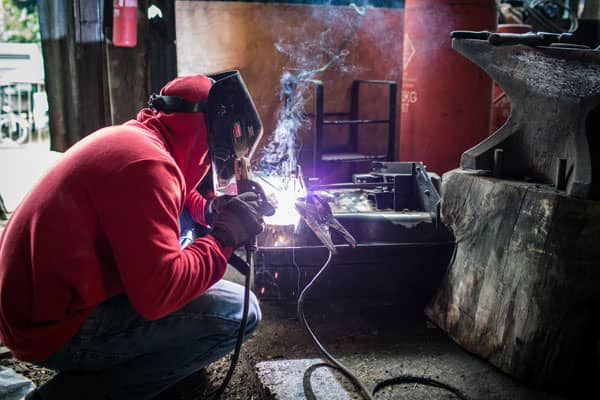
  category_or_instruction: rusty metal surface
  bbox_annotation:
[452,36,600,199]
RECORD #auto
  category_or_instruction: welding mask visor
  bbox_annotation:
[205,70,263,194]
[148,70,263,194]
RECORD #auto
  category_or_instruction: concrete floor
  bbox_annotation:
[212,267,568,400]
[0,141,572,399]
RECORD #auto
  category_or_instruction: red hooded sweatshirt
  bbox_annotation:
[0,75,232,362]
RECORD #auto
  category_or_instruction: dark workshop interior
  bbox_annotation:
[1,0,600,399]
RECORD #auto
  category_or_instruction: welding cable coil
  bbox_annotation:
[297,250,471,400]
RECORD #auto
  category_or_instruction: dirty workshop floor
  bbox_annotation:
[0,141,572,399]
[0,265,571,400]
[192,268,567,400]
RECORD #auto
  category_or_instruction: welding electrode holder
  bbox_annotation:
[226,177,274,276]
[235,157,276,218]
[222,156,274,275]
[210,179,274,399]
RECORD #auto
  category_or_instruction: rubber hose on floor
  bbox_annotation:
[298,250,470,400]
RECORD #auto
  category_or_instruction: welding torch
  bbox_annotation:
[225,157,275,274]
[209,157,275,400]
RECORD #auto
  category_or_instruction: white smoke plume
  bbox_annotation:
[257,3,367,180]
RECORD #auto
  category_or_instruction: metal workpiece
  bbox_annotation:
[275,161,447,248]
[255,162,453,302]
[451,36,600,199]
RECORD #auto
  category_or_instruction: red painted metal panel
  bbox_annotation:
[400,0,497,174]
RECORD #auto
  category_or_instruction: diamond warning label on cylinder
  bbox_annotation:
[403,34,416,70]
[402,34,418,113]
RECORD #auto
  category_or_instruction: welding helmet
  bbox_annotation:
[148,70,263,193]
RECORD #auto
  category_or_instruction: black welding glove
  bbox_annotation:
[204,195,234,226]
[210,192,265,249]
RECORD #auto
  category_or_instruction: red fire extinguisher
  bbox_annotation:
[113,0,138,47]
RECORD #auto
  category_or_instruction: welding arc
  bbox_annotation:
[206,248,253,400]
[297,250,471,400]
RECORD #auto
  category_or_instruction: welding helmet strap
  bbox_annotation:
[148,93,207,113]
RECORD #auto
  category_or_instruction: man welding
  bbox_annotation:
[0,72,267,399]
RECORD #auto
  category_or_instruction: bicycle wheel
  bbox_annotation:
[12,119,29,145]
[0,118,28,145]
[0,118,11,141]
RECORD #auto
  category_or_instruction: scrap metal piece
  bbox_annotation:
[452,36,600,198]
[294,193,357,254]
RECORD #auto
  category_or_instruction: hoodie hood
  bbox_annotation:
[135,75,213,194]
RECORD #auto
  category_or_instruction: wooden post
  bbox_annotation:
[104,0,150,125]
[39,0,109,151]
[39,0,153,149]
[148,0,177,94]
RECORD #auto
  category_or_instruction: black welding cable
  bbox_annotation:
[207,249,252,400]
[292,236,302,299]
[297,250,375,400]
[298,249,471,400]
[371,375,469,397]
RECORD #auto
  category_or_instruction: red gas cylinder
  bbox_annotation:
[489,24,533,133]
[400,0,497,175]
[113,0,138,47]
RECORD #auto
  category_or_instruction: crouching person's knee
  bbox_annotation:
[185,279,261,339]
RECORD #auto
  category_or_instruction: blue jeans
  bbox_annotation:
[35,280,261,400]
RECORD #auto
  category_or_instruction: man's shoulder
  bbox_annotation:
[68,125,184,195]
[96,123,167,154]
[70,123,173,168]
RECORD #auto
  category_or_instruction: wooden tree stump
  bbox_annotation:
[425,169,600,391]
